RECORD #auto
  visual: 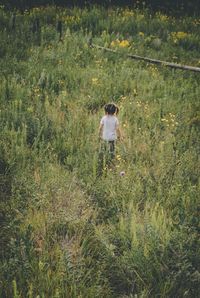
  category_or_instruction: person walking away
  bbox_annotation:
[98,103,122,173]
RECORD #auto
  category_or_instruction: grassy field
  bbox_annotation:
[0,5,200,297]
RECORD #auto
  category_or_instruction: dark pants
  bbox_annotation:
[101,140,115,158]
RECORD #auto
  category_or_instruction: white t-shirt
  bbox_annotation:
[100,115,119,141]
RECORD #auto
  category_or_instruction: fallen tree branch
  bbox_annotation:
[91,43,200,73]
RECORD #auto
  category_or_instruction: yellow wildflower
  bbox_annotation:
[176,32,188,39]
[138,32,144,37]
[119,40,130,48]
[171,31,189,44]
[122,9,134,17]
[116,154,122,161]
[156,13,169,22]
[110,39,120,47]
[136,100,142,107]
[92,78,98,84]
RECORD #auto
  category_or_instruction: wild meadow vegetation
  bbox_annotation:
[0,5,200,297]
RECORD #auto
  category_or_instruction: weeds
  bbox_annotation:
[0,5,199,297]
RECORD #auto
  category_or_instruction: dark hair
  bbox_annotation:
[104,103,119,115]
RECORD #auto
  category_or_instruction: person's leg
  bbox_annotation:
[109,141,115,159]
[106,141,115,170]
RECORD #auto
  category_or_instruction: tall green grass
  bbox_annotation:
[0,5,200,297]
